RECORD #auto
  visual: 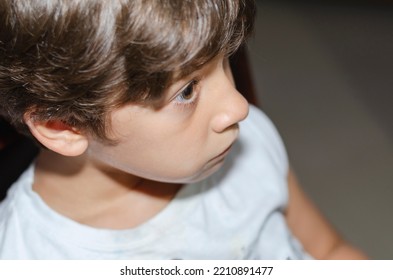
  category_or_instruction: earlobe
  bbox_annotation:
[24,115,88,157]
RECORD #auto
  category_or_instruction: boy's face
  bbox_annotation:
[87,55,249,183]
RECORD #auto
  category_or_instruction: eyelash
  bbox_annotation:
[173,79,200,109]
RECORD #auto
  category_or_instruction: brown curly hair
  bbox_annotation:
[0,0,255,142]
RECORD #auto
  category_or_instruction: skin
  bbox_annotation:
[32,55,249,229]
[29,54,366,259]
[87,55,247,184]
[285,169,367,259]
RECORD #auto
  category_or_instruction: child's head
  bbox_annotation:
[0,0,255,142]
[0,0,255,183]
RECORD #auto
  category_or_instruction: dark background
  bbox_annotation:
[248,0,393,259]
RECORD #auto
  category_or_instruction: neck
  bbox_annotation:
[33,149,182,229]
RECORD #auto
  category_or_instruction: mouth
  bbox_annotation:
[208,126,239,164]
[209,143,234,163]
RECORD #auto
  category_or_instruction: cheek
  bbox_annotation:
[138,135,209,181]
[89,126,211,183]
[89,105,215,182]
[132,119,211,178]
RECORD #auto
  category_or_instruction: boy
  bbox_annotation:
[0,0,365,259]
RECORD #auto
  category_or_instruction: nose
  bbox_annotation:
[211,85,249,133]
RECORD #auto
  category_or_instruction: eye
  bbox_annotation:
[173,79,200,107]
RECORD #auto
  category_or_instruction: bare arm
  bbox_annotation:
[285,168,367,259]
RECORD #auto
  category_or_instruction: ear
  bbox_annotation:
[24,115,88,157]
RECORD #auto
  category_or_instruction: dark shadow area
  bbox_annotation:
[0,120,39,200]
[292,1,393,143]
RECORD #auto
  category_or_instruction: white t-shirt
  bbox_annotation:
[0,105,310,259]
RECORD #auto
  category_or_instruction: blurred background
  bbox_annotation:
[247,0,393,259]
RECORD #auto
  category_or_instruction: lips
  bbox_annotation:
[209,143,233,162]
[209,128,239,163]
[218,144,233,157]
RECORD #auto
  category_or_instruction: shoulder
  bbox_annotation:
[237,104,288,176]
[0,164,46,259]
[242,105,286,147]
[0,164,34,234]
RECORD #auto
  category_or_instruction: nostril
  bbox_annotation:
[223,123,240,133]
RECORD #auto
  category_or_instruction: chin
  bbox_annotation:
[144,155,227,184]
[181,157,226,184]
